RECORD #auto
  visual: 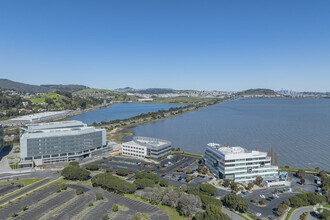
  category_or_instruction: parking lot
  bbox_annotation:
[0,180,169,220]
[90,154,211,187]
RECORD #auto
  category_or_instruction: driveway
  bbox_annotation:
[289,206,330,220]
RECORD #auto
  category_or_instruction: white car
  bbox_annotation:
[260,195,265,199]
[256,213,262,217]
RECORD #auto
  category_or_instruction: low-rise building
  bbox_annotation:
[19,120,110,166]
[122,136,171,159]
[203,143,278,182]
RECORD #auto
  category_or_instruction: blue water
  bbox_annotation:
[133,98,330,170]
[67,103,185,125]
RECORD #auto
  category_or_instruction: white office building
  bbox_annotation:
[19,120,109,166]
[203,143,278,182]
[122,136,171,159]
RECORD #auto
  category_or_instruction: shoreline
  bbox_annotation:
[105,98,236,143]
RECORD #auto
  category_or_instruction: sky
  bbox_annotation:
[0,0,330,92]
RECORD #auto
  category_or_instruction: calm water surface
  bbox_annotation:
[68,103,185,125]
[133,98,330,170]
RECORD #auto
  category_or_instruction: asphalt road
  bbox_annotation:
[289,206,330,220]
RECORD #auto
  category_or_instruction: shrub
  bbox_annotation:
[198,183,217,196]
[159,179,168,187]
[194,204,231,220]
[92,173,137,193]
[60,183,67,190]
[88,202,94,207]
[86,164,99,171]
[223,193,249,212]
[102,214,109,220]
[96,193,104,200]
[76,188,84,195]
[56,188,61,193]
[112,204,119,212]
[136,172,159,183]
[255,176,263,186]
[116,169,129,176]
[21,205,28,211]
[105,168,112,173]
[69,161,79,166]
[296,169,306,178]
[223,179,230,187]
[260,198,267,205]
[61,166,90,181]
[276,203,288,216]
[9,212,17,218]
[247,182,254,190]
[134,178,155,189]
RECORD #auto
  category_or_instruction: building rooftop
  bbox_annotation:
[125,136,171,149]
[23,120,85,131]
[207,143,267,157]
[10,110,72,122]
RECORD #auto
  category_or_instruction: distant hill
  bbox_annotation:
[0,79,89,94]
[237,89,278,96]
[41,84,89,93]
[0,78,49,93]
[116,87,175,94]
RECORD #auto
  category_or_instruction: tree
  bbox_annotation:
[112,204,119,212]
[102,214,109,220]
[180,184,188,192]
[315,166,320,173]
[300,177,305,185]
[116,169,129,176]
[276,204,288,216]
[231,182,239,192]
[96,193,104,200]
[255,176,263,186]
[60,183,67,190]
[223,193,249,212]
[21,205,28,211]
[162,189,180,208]
[61,166,90,181]
[260,198,267,205]
[194,204,231,220]
[88,202,94,207]
[186,168,192,174]
[247,182,254,190]
[56,188,61,193]
[85,164,99,171]
[134,178,155,189]
[177,167,183,172]
[92,173,136,194]
[223,179,230,187]
[197,164,208,174]
[296,169,306,178]
[186,176,193,182]
[69,161,79,166]
[198,183,217,196]
[76,188,84,195]
[105,168,112,173]
[176,147,181,151]
[136,172,159,183]
[159,179,168,187]
[10,212,17,218]
[178,194,202,217]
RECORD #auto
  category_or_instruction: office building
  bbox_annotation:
[19,120,109,166]
[122,136,171,159]
[203,143,278,182]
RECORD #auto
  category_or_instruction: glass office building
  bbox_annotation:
[203,143,278,182]
[20,121,108,165]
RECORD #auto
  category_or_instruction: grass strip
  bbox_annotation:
[222,206,250,220]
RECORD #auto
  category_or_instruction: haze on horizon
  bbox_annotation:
[1,0,330,92]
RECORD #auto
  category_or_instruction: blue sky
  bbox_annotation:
[0,0,329,92]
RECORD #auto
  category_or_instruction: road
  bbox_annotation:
[289,206,330,220]
[221,208,246,220]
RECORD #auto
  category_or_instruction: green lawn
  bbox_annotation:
[0,178,42,186]
[124,194,186,220]
[172,151,202,158]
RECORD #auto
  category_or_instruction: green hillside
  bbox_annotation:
[74,89,136,100]
[30,92,103,109]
